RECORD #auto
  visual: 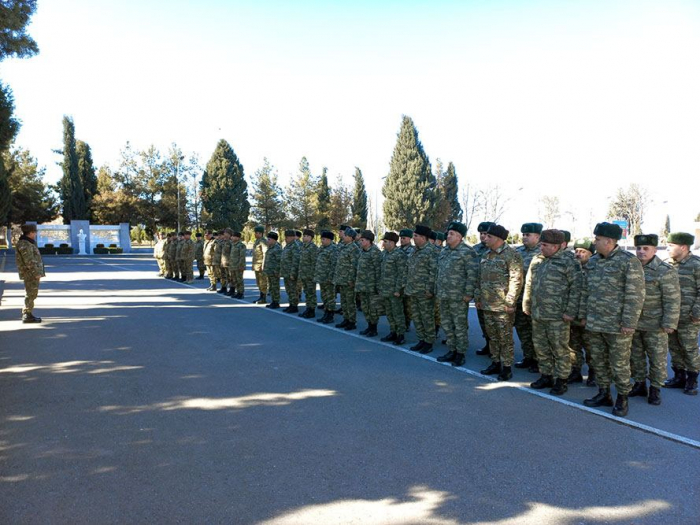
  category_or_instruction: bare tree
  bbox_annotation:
[479,184,508,224]
[607,183,649,237]
[460,181,482,233]
[539,195,561,229]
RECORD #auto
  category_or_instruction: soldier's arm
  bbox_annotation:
[564,262,583,321]
[463,251,477,301]
[522,264,534,315]
[505,253,524,309]
[661,267,681,331]
[426,249,438,296]
[621,257,645,331]
[473,259,482,306]
[692,262,700,322]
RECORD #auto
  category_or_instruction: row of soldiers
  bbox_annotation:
[153,231,206,284]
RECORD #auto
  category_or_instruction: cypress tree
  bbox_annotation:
[317,167,331,230]
[442,162,462,227]
[77,140,97,221]
[286,156,318,229]
[59,116,86,222]
[0,82,19,225]
[351,167,368,229]
[201,139,250,230]
[382,115,435,230]
[250,157,285,230]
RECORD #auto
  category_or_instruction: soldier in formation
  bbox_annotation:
[194,233,205,280]
[153,232,166,276]
[355,230,383,337]
[263,231,282,309]
[334,227,361,330]
[514,222,542,373]
[569,238,596,385]
[315,231,339,324]
[405,225,438,354]
[298,229,319,318]
[378,231,407,345]
[281,230,301,313]
[252,226,268,304]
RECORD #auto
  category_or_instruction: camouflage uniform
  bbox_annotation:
[355,243,383,325]
[333,241,360,323]
[175,238,185,280]
[194,238,205,276]
[473,242,491,346]
[406,243,438,344]
[314,242,339,312]
[379,246,407,335]
[515,244,541,362]
[580,246,645,395]
[400,243,415,328]
[281,240,301,306]
[16,234,45,316]
[219,237,232,290]
[298,240,319,309]
[228,239,246,295]
[474,244,523,366]
[632,256,680,388]
[668,252,700,374]
[263,242,282,303]
[165,238,177,278]
[181,238,195,282]
[252,237,268,296]
[203,237,220,288]
[153,237,166,275]
[437,242,478,356]
[570,259,592,371]
[523,251,582,379]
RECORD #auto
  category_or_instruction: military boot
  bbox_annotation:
[664,367,686,389]
[451,353,466,367]
[514,357,534,369]
[207,285,217,292]
[550,378,568,396]
[286,305,299,314]
[321,311,335,324]
[359,325,372,335]
[336,319,349,329]
[436,351,456,363]
[481,361,501,375]
[648,386,661,405]
[216,287,226,294]
[343,321,357,331]
[476,342,490,356]
[299,308,315,318]
[567,367,583,384]
[419,343,433,354]
[266,301,280,309]
[498,365,513,381]
[629,381,648,397]
[612,394,629,417]
[365,324,378,337]
[393,334,405,345]
[527,360,539,374]
[380,332,397,342]
[22,313,42,324]
[584,388,614,407]
[586,367,597,387]
[317,312,330,323]
[410,341,426,352]
[530,375,554,390]
[255,293,266,304]
[684,371,698,396]
[197,271,205,280]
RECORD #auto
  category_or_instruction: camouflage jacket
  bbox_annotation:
[165,239,177,261]
[263,243,282,276]
[474,243,523,312]
[203,239,219,266]
[298,241,319,281]
[516,244,541,302]
[280,241,301,279]
[437,242,478,301]
[212,239,223,265]
[405,242,438,296]
[333,242,360,286]
[379,247,407,297]
[194,240,204,260]
[175,239,184,260]
[228,240,246,270]
[580,246,645,333]
[16,236,45,281]
[400,244,415,257]
[153,239,166,259]
[523,250,582,321]
[314,243,339,284]
[252,238,267,272]
[668,252,700,323]
[355,244,383,293]
[473,242,489,257]
[637,256,681,331]
[180,239,195,261]
[219,239,232,266]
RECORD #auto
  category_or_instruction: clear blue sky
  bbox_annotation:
[3,0,700,234]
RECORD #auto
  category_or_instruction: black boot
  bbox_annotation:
[481,361,501,375]
[684,371,698,396]
[365,324,378,337]
[410,341,426,352]
[586,367,597,387]
[393,334,405,346]
[451,353,466,367]
[216,287,226,294]
[317,304,325,310]
[286,305,299,314]
[568,367,583,384]
[436,351,456,363]
[664,367,686,388]
[476,343,490,356]
[419,343,433,355]
[255,293,266,304]
[359,325,372,335]
[528,360,539,374]
[197,270,205,280]
[267,301,280,309]
[648,386,661,405]
[336,319,349,329]
[550,378,568,396]
[22,313,42,324]
[629,381,648,397]
[317,312,329,323]
[321,311,335,324]
[498,365,512,381]
[207,285,217,291]
[514,357,534,369]
[612,394,629,417]
[299,308,315,318]
[584,388,614,407]
[380,332,397,342]
[530,375,554,390]
[344,322,357,331]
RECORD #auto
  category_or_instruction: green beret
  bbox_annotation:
[339,224,349,231]
[447,221,467,238]
[478,222,494,233]
[593,222,622,241]
[574,238,595,254]
[667,232,694,246]
[540,229,565,244]
[429,231,438,240]
[521,223,543,234]
[435,232,445,241]
[254,225,265,233]
[560,230,571,243]
[399,229,414,238]
[634,234,658,247]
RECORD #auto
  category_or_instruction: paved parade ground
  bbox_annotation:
[1,253,699,524]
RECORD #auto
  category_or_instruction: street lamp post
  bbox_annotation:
[176,155,185,232]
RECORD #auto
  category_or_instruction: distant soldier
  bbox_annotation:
[281,230,301,313]
[203,231,220,291]
[399,228,415,330]
[298,229,319,318]
[355,230,383,337]
[630,234,680,405]
[523,229,582,395]
[153,232,166,276]
[581,222,645,418]
[435,222,478,367]
[175,232,185,281]
[252,225,268,304]
[665,232,700,395]
[334,227,361,330]
[378,231,407,344]
[228,231,246,298]
[194,233,205,279]
[569,238,597,386]
[16,223,45,323]
[263,232,282,309]
[217,229,232,294]
[406,225,438,354]
[474,222,495,356]
[315,231,339,324]
[560,231,572,251]
[474,224,523,381]
[180,231,196,283]
[514,222,543,373]
[165,233,178,279]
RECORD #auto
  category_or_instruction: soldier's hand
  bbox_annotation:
[523,309,530,316]
[425,292,433,298]
[562,314,574,322]
[505,306,515,314]
[476,301,482,309]
[663,327,675,334]
[692,316,700,324]
[463,296,472,303]
[621,327,635,335]
[393,292,400,298]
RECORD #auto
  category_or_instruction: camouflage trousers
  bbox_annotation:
[300,279,317,309]
[183,259,194,282]
[196,258,205,273]
[339,285,356,322]
[477,308,490,344]
[669,323,700,373]
[440,298,469,355]
[206,265,220,287]
[434,300,441,328]
[164,258,174,278]
[219,267,229,288]
[587,331,633,395]
[319,282,336,311]
[228,268,244,294]
[255,271,268,295]
[267,274,281,303]
[22,278,40,315]
[358,292,381,324]
[409,295,436,344]
[284,277,299,306]
[483,310,515,366]
[631,330,668,388]
[156,258,165,275]
[403,295,412,329]
[532,318,572,379]
[514,302,535,360]
[569,323,592,370]
[176,259,185,279]
[383,295,406,334]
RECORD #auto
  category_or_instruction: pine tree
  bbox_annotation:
[59,116,87,222]
[329,174,352,228]
[250,157,285,230]
[201,139,250,230]
[382,115,435,230]
[0,1,39,61]
[443,162,462,226]
[286,156,318,229]
[3,148,58,224]
[0,82,19,225]
[351,167,368,229]
[76,140,97,221]
[317,167,331,230]
[662,214,671,241]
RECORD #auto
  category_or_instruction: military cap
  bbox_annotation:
[21,223,37,234]
[321,230,334,241]
[254,225,265,233]
[560,230,571,243]
[634,234,658,247]
[574,238,595,254]
[521,223,543,234]
[303,229,315,237]
[667,232,694,246]
[184,231,193,236]
[284,229,296,237]
[593,222,623,240]
[224,228,233,235]
[436,232,446,241]
[195,232,202,237]
[414,224,432,238]
[231,231,242,238]
[399,228,414,238]
[486,224,509,240]
[382,231,399,243]
[295,230,302,238]
[447,221,467,237]
[267,231,279,240]
[361,230,375,242]
[478,221,495,233]
[540,229,565,245]
[429,231,438,241]
[339,224,349,231]
[345,227,358,239]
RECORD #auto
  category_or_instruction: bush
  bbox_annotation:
[39,247,57,255]
[93,247,109,254]
[95,243,105,248]
[44,243,54,249]
[59,243,69,248]
[109,243,118,248]
[108,247,123,254]
[57,247,73,254]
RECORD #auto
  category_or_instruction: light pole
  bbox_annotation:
[175,155,185,232]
